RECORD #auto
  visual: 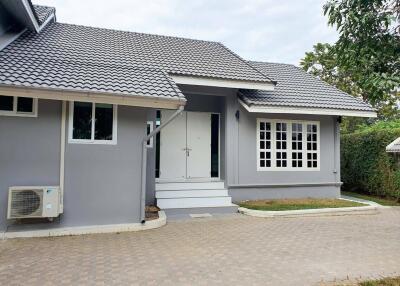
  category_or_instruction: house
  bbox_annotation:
[386,137,400,153]
[0,1,376,233]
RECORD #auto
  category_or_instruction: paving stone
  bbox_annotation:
[1,208,399,285]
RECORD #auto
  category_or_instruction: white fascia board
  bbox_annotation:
[386,137,400,152]
[37,13,55,32]
[21,0,40,32]
[0,85,186,110]
[238,99,377,118]
[171,75,275,91]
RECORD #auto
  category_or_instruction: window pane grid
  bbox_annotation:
[306,124,318,168]
[275,122,287,168]
[259,122,271,168]
[291,123,303,168]
[257,120,319,170]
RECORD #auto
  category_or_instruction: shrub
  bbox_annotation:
[341,126,400,201]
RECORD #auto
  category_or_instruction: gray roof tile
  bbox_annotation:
[240,61,375,112]
[0,52,184,99]
[0,20,272,100]
[33,5,55,25]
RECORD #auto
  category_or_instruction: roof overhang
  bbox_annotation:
[171,75,275,91]
[0,85,186,110]
[239,99,377,118]
[386,137,400,153]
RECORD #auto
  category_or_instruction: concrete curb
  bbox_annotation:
[238,203,379,218]
[2,211,166,239]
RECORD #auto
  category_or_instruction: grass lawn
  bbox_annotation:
[238,198,366,211]
[337,276,400,286]
[342,191,400,206]
[359,277,400,286]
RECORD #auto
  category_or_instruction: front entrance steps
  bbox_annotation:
[155,181,238,213]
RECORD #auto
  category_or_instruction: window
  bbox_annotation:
[69,101,117,144]
[259,121,272,168]
[306,123,318,168]
[146,121,154,147]
[291,123,303,168]
[257,119,319,171]
[0,95,37,117]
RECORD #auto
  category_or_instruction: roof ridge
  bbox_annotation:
[249,60,296,67]
[217,44,276,84]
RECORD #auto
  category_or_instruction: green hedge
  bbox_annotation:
[341,127,400,200]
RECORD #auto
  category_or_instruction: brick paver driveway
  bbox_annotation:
[1,208,400,286]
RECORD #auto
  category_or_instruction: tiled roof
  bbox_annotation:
[33,5,55,25]
[0,52,184,99]
[0,20,272,100]
[240,61,375,112]
[386,138,400,153]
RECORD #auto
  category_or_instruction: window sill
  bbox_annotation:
[0,112,37,117]
[257,167,321,172]
[68,139,117,145]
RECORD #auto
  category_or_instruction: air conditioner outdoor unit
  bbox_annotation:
[7,186,63,219]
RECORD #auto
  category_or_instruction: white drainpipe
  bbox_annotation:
[140,106,184,223]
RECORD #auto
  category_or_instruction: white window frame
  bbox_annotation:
[257,118,320,171]
[146,121,154,148]
[0,96,38,117]
[68,101,118,145]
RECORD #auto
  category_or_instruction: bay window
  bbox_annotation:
[257,119,320,171]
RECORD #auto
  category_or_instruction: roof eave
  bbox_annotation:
[238,99,377,118]
[170,75,275,91]
[0,85,186,110]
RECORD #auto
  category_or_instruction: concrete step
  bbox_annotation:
[157,196,233,209]
[164,205,239,217]
[156,181,225,191]
[156,189,229,199]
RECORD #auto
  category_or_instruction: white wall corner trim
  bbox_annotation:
[238,99,377,118]
[171,75,275,91]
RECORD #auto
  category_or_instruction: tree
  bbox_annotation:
[301,0,400,121]
[324,0,399,105]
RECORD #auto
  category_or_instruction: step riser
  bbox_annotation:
[157,197,232,209]
[156,182,225,191]
[156,189,229,199]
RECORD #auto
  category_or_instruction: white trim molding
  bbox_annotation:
[256,118,321,171]
[171,75,275,91]
[21,0,40,32]
[0,96,38,117]
[0,85,186,110]
[386,137,400,153]
[68,101,118,145]
[239,99,377,118]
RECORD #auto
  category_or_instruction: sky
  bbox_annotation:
[34,0,338,66]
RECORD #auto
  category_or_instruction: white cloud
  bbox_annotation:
[33,0,338,65]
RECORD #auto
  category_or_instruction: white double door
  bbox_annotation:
[160,111,211,180]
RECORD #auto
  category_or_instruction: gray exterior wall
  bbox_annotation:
[63,104,147,226]
[0,88,342,231]
[0,100,61,231]
[225,94,341,200]
[0,99,148,231]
